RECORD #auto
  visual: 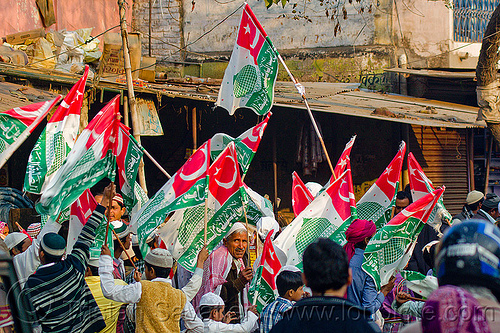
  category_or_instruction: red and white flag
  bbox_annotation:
[0,96,61,169]
[408,152,452,228]
[292,171,314,216]
[67,189,97,253]
[357,141,406,229]
[248,230,283,312]
[216,4,278,116]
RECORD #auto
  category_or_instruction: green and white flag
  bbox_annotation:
[36,96,121,218]
[211,112,271,175]
[362,187,444,290]
[408,152,452,228]
[400,270,438,298]
[248,230,282,312]
[0,97,61,169]
[357,141,406,230]
[24,66,89,194]
[131,140,211,258]
[159,143,247,272]
[216,4,278,116]
[115,123,145,214]
[274,167,357,270]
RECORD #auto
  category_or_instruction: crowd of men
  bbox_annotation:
[0,183,498,333]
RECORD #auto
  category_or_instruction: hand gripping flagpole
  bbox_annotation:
[275,53,336,178]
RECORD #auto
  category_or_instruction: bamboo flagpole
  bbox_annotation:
[241,197,251,268]
[117,0,148,194]
[112,229,137,271]
[275,53,335,178]
[142,147,172,179]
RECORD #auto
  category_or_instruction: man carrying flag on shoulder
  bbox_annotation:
[21,183,116,333]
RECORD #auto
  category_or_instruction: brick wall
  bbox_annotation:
[132,0,184,62]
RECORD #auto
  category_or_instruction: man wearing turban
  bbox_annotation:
[345,219,395,315]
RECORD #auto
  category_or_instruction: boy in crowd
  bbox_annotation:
[260,269,304,333]
[199,292,258,332]
[270,238,379,333]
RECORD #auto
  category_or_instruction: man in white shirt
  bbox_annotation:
[6,221,61,288]
[99,246,205,333]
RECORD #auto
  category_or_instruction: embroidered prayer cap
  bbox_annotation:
[466,190,484,205]
[41,233,66,257]
[145,248,173,268]
[112,194,124,206]
[4,232,28,250]
[27,223,42,239]
[225,222,247,239]
[257,217,279,240]
[111,220,130,240]
[200,292,224,307]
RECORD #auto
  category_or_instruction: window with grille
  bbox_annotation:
[453,0,499,42]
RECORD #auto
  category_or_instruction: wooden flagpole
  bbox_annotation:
[275,54,336,179]
[241,198,250,268]
[105,198,113,241]
[142,147,172,179]
[112,229,137,271]
[117,0,147,194]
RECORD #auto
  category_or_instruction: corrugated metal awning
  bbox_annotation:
[273,82,485,129]
[0,81,59,113]
[0,63,484,129]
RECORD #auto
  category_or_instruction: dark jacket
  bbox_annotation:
[269,296,380,333]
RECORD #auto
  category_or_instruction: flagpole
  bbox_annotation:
[105,199,113,242]
[142,147,172,179]
[112,229,138,271]
[274,53,336,179]
[117,0,148,193]
[241,198,250,268]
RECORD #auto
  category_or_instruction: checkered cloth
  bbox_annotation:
[260,296,294,333]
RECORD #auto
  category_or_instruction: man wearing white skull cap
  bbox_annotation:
[194,222,253,323]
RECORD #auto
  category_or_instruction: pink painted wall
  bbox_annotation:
[0,0,131,38]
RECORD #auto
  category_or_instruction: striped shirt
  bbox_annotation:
[260,297,294,333]
[22,206,106,333]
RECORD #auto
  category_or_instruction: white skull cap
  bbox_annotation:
[200,292,224,307]
[225,222,247,238]
[257,217,279,240]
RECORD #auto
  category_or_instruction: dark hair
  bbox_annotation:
[113,236,128,252]
[396,191,412,204]
[145,262,171,279]
[42,251,63,264]
[467,198,484,211]
[354,240,368,250]
[9,240,26,256]
[276,270,303,297]
[58,220,69,242]
[302,238,349,294]
[88,265,99,276]
[133,245,143,260]
[200,305,223,319]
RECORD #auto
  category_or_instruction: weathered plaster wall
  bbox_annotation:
[0,0,128,39]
